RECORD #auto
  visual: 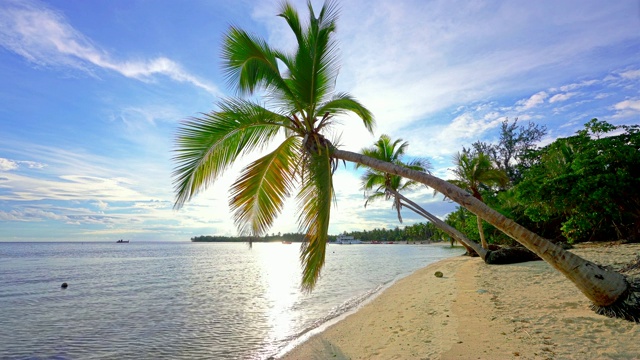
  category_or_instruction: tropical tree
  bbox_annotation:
[173,1,639,321]
[515,120,640,243]
[357,135,486,258]
[357,134,428,223]
[173,1,373,291]
[450,151,508,249]
[473,118,547,184]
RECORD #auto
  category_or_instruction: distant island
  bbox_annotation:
[191,223,449,243]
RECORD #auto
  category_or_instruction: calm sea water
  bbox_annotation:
[0,241,460,359]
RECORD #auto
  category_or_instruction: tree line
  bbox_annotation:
[192,232,308,242]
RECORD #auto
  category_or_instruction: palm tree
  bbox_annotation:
[358,134,427,223]
[173,1,373,291]
[388,188,486,258]
[450,151,508,249]
[358,135,486,258]
[173,1,639,320]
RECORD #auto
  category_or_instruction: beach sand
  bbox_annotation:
[280,243,640,360]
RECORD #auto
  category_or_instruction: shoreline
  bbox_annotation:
[279,243,640,359]
[276,243,461,358]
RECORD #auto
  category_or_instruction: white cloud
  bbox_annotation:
[0,0,219,95]
[614,99,640,111]
[620,69,640,79]
[549,92,577,103]
[557,79,598,92]
[0,208,67,222]
[0,158,45,171]
[613,99,640,118]
[20,160,46,169]
[517,91,548,110]
[403,111,503,161]
[0,158,18,171]
[0,171,145,202]
[93,200,108,211]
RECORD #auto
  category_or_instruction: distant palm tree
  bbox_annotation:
[358,135,428,222]
[450,151,508,249]
[173,0,638,320]
[358,135,486,258]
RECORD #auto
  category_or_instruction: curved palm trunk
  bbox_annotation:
[402,200,476,256]
[477,216,488,249]
[402,200,474,254]
[471,192,489,250]
[389,188,487,259]
[332,147,635,315]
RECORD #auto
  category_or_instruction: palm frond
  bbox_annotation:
[222,26,295,103]
[230,136,301,237]
[360,169,386,191]
[172,100,287,209]
[364,191,386,207]
[356,134,434,220]
[297,150,335,291]
[278,2,304,45]
[286,0,340,114]
[391,137,409,159]
[405,158,431,173]
[316,92,375,133]
[450,151,508,194]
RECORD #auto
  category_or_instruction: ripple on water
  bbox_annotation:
[0,242,460,359]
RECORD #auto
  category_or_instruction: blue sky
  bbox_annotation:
[1,0,639,242]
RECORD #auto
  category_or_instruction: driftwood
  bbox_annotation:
[484,246,542,265]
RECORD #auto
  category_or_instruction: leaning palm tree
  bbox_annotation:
[173,1,639,321]
[173,1,373,291]
[357,135,486,258]
[387,188,487,259]
[450,151,508,249]
[358,134,428,223]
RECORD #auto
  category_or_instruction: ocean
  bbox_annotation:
[0,241,460,359]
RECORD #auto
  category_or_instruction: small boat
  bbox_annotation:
[334,235,362,244]
[116,239,129,243]
[282,241,292,244]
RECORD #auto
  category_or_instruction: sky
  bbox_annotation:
[0,0,639,242]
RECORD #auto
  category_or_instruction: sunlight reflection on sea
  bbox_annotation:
[0,241,460,359]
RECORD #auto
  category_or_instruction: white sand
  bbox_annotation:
[280,243,640,359]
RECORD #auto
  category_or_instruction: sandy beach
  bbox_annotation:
[280,243,640,360]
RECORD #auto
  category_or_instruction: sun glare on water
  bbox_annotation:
[256,243,303,350]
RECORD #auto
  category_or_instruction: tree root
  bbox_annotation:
[591,276,640,323]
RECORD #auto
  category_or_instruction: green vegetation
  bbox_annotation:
[449,150,508,249]
[443,119,640,247]
[340,222,443,242]
[514,119,640,243]
[191,232,309,242]
[192,224,449,243]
